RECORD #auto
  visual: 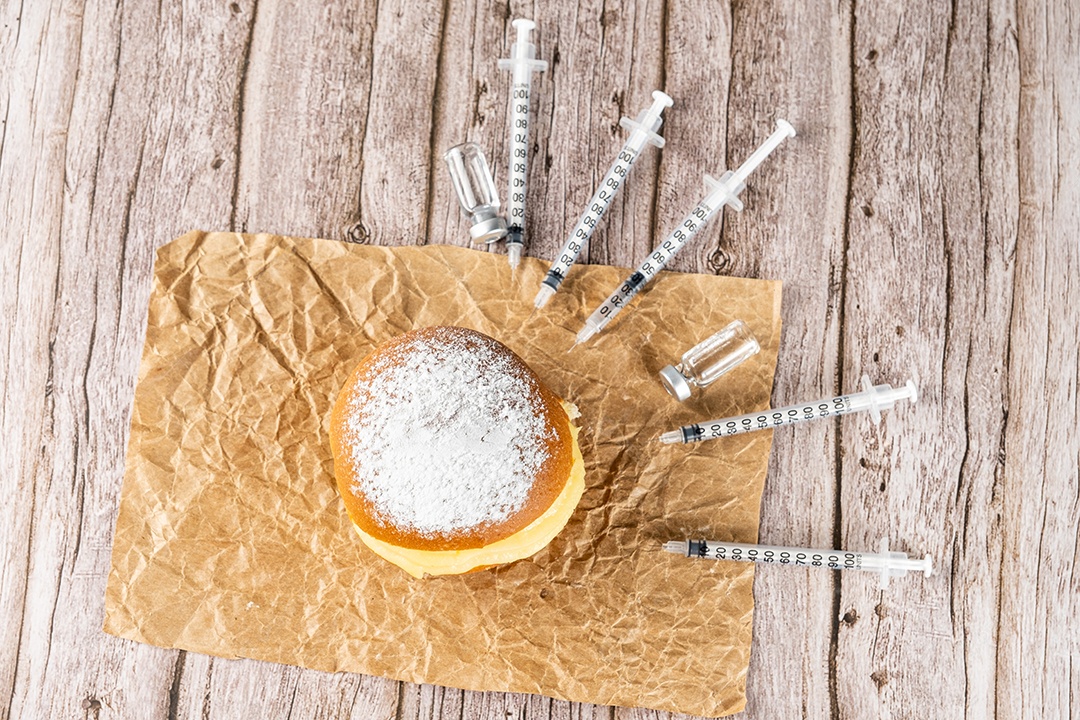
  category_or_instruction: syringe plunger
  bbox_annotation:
[619,90,674,149]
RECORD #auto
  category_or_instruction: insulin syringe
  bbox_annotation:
[498,19,547,271]
[533,90,673,309]
[660,375,918,445]
[663,538,933,589]
[574,120,795,346]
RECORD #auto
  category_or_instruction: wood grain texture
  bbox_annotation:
[1,0,1076,718]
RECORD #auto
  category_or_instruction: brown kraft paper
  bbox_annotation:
[104,231,783,717]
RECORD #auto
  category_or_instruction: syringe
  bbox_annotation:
[659,375,918,445]
[574,120,795,346]
[533,90,673,309]
[498,19,547,271]
[663,538,933,589]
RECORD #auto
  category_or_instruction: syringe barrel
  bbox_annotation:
[505,82,532,240]
[681,540,866,572]
[499,20,546,254]
[538,92,670,299]
[670,539,932,588]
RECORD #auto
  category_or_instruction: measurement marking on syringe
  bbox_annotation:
[543,147,640,288]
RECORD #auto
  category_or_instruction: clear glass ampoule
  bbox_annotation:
[659,320,760,401]
[444,143,508,244]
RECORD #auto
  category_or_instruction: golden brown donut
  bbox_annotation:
[329,326,584,577]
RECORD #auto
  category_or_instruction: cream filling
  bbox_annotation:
[353,404,584,579]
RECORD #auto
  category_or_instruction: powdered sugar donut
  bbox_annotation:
[329,326,584,577]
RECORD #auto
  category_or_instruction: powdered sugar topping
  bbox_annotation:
[343,328,553,536]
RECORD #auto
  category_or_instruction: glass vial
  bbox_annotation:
[659,320,760,401]
[444,143,508,244]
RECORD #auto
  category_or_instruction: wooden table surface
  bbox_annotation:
[3,1,1078,718]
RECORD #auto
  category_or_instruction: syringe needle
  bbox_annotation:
[573,119,795,345]
[533,90,673,309]
[661,375,918,444]
[665,538,933,589]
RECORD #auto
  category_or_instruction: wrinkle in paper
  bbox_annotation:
[105,231,782,718]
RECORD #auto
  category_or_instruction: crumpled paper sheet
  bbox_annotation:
[105,231,782,718]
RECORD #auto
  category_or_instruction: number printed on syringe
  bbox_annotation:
[683,395,855,443]
[507,83,530,229]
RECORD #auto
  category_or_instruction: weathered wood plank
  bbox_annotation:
[169,656,398,720]
[708,1,854,716]
[832,0,1026,718]
[0,0,257,717]
[231,0,378,241]
[424,0,513,250]
[352,0,450,247]
[998,0,1080,718]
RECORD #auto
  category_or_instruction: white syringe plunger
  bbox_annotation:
[619,90,674,149]
[860,374,919,424]
[870,537,934,589]
[498,19,548,75]
[701,119,797,213]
